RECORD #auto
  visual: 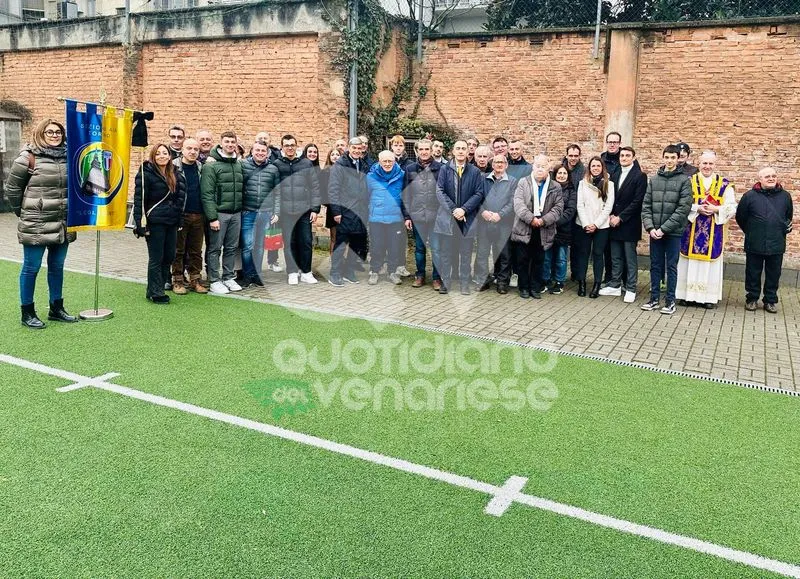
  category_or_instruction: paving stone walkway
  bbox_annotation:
[0,213,795,391]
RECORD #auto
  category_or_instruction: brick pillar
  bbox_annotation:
[604,29,640,145]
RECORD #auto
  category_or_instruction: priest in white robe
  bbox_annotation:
[676,151,736,308]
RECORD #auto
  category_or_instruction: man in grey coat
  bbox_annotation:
[510,154,564,299]
[640,144,692,315]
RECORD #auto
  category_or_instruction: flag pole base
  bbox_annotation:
[79,308,114,321]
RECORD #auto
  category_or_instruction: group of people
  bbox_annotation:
[4,120,794,329]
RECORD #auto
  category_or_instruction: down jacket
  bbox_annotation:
[272,155,321,216]
[4,144,75,246]
[642,166,692,237]
[242,156,281,214]
[367,162,408,223]
[200,145,244,220]
[403,159,442,224]
[134,161,186,228]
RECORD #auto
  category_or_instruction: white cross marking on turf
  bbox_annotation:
[2,352,800,579]
[485,475,529,517]
[56,372,121,393]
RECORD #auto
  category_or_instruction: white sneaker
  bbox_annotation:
[598,285,622,297]
[510,274,518,288]
[388,272,402,285]
[288,273,299,285]
[209,281,230,294]
[368,272,379,285]
[223,279,242,292]
[268,263,284,273]
[623,291,636,303]
[396,266,412,277]
[299,272,318,284]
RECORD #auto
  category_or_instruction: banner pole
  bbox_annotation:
[78,89,115,322]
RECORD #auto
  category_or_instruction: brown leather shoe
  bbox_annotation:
[172,283,188,295]
[192,281,209,294]
[432,279,442,291]
[412,276,424,288]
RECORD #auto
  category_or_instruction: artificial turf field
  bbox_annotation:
[1,259,799,578]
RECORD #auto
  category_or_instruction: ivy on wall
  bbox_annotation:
[322,0,458,154]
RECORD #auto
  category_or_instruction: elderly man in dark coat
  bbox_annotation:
[736,167,793,314]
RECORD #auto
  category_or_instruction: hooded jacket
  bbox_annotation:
[200,145,244,220]
[4,144,74,246]
[367,162,408,223]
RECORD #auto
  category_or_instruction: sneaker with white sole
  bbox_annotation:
[396,266,412,277]
[640,299,659,311]
[268,263,284,273]
[343,274,359,284]
[598,285,622,297]
[288,273,299,285]
[223,279,242,292]
[510,273,518,288]
[368,272,379,285]
[623,291,636,303]
[299,272,318,284]
[209,281,230,294]
[660,301,677,315]
[388,272,402,285]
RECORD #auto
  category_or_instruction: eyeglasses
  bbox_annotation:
[606,140,620,145]
[44,130,63,137]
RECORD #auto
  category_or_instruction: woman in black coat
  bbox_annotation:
[134,143,186,304]
[320,148,341,252]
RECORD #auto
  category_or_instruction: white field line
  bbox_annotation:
[2,352,799,578]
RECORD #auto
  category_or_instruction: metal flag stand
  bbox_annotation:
[58,90,124,321]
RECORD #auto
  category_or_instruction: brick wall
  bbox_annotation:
[419,23,800,266]
[2,20,799,264]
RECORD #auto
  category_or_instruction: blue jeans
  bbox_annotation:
[413,221,440,280]
[649,236,681,304]
[20,242,69,305]
[542,243,568,284]
[241,210,272,279]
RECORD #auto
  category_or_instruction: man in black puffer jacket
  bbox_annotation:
[641,144,691,315]
[272,134,321,285]
[403,138,442,288]
[736,167,793,314]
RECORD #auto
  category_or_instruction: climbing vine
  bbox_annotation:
[322,0,458,153]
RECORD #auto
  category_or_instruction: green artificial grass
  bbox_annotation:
[0,259,798,577]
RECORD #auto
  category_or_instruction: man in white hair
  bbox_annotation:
[675,151,737,309]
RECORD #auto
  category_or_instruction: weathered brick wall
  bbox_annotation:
[417,33,608,155]
[0,45,127,123]
[419,23,800,266]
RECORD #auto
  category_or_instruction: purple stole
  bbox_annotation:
[680,174,728,261]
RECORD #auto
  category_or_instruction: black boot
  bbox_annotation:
[589,282,601,299]
[21,303,46,329]
[577,281,587,297]
[48,299,79,323]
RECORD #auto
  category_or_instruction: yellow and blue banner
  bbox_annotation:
[66,99,133,231]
